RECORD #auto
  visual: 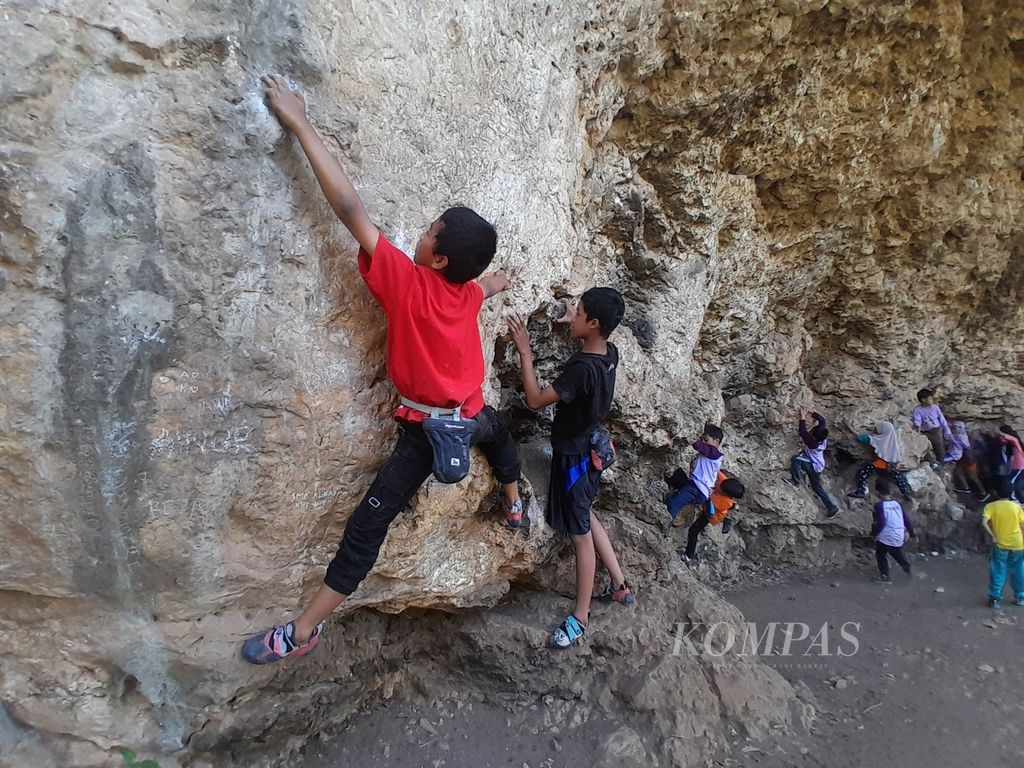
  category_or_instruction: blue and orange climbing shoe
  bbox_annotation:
[551,614,586,648]
[242,621,324,665]
[597,582,635,605]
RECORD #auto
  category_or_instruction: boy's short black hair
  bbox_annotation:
[435,207,497,284]
[875,478,893,495]
[811,424,829,443]
[704,424,724,442]
[580,287,625,339]
[917,387,934,402]
[720,478,745,500]
[995,478,1014,500]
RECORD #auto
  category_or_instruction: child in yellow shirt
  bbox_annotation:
[982,482,1024,609]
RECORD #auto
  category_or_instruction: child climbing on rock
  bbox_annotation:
[979,431,1011,495]
[981,480,1024,608]
[665,426,725,526]
[998,424,1024,502]
[912,388,951,469]
[948,421,988,500]
[241,76,524,665]
[785,410,839,518]
[671,471,744,563]
[849,421,913,500]
[508,288,634,649]
[871,478,914,583]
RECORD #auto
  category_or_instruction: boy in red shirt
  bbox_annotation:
[243,76,523,664]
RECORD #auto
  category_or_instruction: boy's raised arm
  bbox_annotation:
[477,273,510,300]
[263,75,379,256]
[508,315,561,410]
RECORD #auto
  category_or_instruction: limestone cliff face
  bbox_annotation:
[0,1,1021,765]
[568,0,1024,569]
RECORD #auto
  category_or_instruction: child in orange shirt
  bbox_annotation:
[668,471,744,562]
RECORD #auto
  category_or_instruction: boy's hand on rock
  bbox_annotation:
[554,298,577,325]
[262,74,307,132]
[478,272,510,298]
[507,315,531,354]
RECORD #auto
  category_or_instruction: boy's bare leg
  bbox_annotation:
[591,514,625,588]
[571,532,596,624]
[292,585,347,643]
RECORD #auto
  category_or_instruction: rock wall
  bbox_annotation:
[1,0,1021,766]
[568,0,1024,571]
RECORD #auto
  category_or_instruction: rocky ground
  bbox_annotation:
[296,551,1022,768]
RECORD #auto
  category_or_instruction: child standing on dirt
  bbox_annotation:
[241,76,524,665]
[674,471,745,563]
[785,410,839,518]
[981,481,1024,608]
[849,421,914,500]
[508,289,634,648]
[871,478,914,583]
[665,426,726,525]
[912,388,951,469]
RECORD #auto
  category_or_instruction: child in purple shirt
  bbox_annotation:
[871,478,914,583]
[912,388,951,469]
[785,410,839,517]
[665,425,725,523]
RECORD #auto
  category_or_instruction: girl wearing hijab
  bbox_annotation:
[849,421,914,500]
[949,421,988,499]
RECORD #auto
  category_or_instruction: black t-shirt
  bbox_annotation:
[550,343,618,454]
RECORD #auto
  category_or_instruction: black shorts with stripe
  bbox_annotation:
[546,450,599,536]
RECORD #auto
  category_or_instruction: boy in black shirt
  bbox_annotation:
[509,288,634,648]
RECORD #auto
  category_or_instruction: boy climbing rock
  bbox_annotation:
[242,76,524,664]
[508,289,634,648]
[665,426,726,527]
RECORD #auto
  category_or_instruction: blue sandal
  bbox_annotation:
[551,614,586,648]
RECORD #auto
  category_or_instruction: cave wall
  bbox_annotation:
[1,0,1022,765]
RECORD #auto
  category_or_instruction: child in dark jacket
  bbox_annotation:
[785,410,839,517]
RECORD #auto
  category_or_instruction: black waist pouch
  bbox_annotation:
[590,427,616,471]
[422,415,477,483]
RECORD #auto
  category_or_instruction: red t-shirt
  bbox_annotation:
[358,232,485,422]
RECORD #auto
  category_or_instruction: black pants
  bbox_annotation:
[324,406,520,595]
[685,513,711,558]
[856,463,913,498]
[875,541,911,578]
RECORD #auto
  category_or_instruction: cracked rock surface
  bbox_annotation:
[1,1,1021,765]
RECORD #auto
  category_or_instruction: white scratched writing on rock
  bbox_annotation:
[290,487,344,509]
[149,426,256,457]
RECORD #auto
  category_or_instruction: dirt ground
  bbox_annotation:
[297,551,1023,768]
